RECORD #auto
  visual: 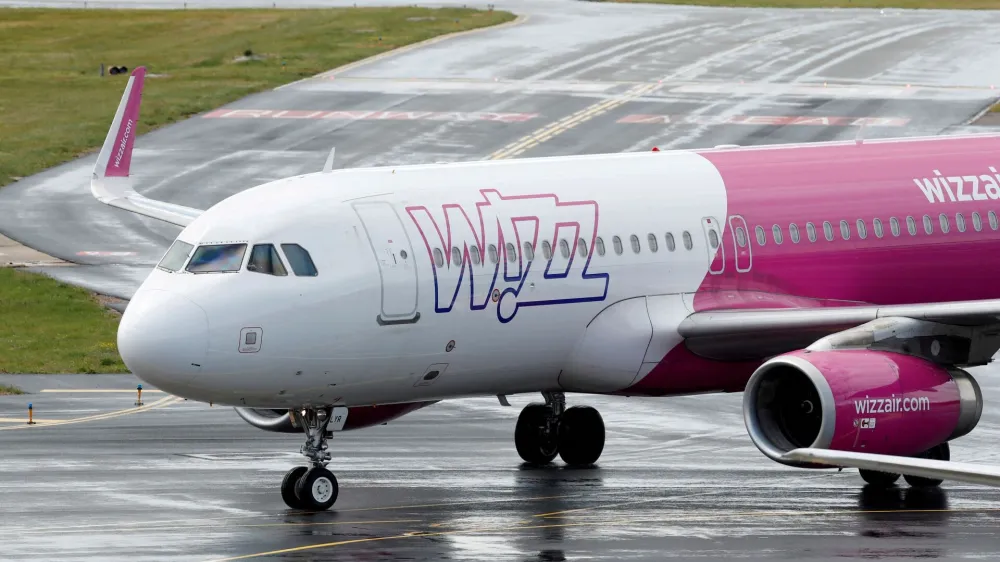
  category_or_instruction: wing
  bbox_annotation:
[91,66,204,228]
[679,299,1000,364]
[783,448,1000,488]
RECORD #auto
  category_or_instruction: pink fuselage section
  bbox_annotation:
[631,135,1000,397]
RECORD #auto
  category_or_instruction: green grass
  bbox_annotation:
[0,268,126,373]
[0,7,515,187]
[0,384,24,395]
[602,0,1000,7]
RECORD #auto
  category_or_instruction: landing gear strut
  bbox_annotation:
[280,407,339,511]
[514,392,605,467]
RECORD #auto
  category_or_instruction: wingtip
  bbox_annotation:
[97,65,146,181]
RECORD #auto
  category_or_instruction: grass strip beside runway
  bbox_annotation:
[0,268,126,374]
[0,7,515,188]
[0,384,24,395]
[604,0,1000,8]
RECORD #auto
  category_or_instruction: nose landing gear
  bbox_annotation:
[280,407,339,511]
[514,391,605,467]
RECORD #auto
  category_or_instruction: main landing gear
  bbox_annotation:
[514,391,605,466]
[280,407,339,511]
[858,442,950,489]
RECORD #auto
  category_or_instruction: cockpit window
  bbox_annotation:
[157,240,194,272]
[247,244,288,276]
[280,244,318,277]
[186,244,247,273]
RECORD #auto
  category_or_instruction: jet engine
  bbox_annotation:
[743,349,982,467]
[235,401,436,433]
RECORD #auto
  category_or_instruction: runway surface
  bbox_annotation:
[2,370,1000,562]
[2,1,1000,297]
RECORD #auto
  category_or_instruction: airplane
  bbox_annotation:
[90,66,1000,511]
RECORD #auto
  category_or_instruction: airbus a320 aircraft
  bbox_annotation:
[93,67,1000,511]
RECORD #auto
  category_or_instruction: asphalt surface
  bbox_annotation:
[3,2,1000,297]
[2,370,1000,562]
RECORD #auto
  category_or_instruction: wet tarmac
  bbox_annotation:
[2,371,1000,561]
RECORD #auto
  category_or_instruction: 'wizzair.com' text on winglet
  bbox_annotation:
[90,66,204,228]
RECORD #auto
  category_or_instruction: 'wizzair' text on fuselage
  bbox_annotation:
[913,168,1000,203]
[405,189,610,323]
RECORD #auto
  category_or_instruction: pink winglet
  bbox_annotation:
[104,66,146,178]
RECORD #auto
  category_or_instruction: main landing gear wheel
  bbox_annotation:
[558,405,605,466]
[859,468,901,488]
[279,407,340,511]
[513,392,606,467]
[904,442,950,488]
[515,404,559,464]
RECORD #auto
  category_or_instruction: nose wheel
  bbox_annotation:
[514,392,605,467]
[280,407,340,511]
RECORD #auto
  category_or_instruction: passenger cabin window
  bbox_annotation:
[839,220,850,240]
[708,230,719,249]
[433,248,445,268]
[630,234,641,254]
[682,231,693,250]
[596,237,606,256]
[856,220,867,239]
[247,244,288,276]
[157,240,194,272]
[755,226,766,246]
[973,212,983,232]
[772,225,783,245]
[471,246,482,265]
[823,221,834,241]
[923,214,933,235]
[665,233,676,251]
[541,241,552,260]
[906,216,917,236]
[806,222,817,243]
[613,236,623,255]
[957,213,967,233]
[939,213,950,234]
[890,217,901,237]
[873,218,884,238]
[789,223,800,244]
[452,247,462,267]
[648,233,659,252]
[280,244,318,276]
[560,239,571,258]
[186,243,247,274]
[489,244,499,263]
[523,242,534,261]
[578,238,589,257]
[506,243,517,263]
[990,211,999,230]
[736,227,748,247]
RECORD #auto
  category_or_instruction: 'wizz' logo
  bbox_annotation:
[405,189,609,323]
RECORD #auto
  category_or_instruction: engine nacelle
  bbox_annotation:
[234,401,436,433]
[743,349,982,467]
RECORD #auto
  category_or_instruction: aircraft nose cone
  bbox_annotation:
[118,289,208,396]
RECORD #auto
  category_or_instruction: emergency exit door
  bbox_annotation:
[352,201,420,325]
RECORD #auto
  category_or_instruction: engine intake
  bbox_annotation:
[743,350,982,467]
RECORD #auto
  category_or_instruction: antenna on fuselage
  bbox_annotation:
[323,147,336,173]
[855,120,866,146]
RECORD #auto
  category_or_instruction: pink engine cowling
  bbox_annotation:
[743,349,982,467]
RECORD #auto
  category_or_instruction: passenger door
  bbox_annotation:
[352,201,420,325]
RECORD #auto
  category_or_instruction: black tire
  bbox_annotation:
[859,468,900,487]
[294,466,339,510]
[904,443,949,488]
[558,405,605,466]
[280,466,308,509]
[515,403,558,464]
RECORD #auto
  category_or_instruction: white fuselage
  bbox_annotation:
[118,150,727,408]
